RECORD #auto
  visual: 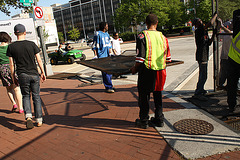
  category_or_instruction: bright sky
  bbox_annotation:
[0,0,69,21]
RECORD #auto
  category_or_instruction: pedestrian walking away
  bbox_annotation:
[192,12,218,101]
[0,32,23,114]
[92,22,115,93]
[131,14,171,129]
[7,24,46,129]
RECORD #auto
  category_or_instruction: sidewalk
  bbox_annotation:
[0,76,239,160]
[1,36,240,159]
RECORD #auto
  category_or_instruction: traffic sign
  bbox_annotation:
[23,3,31,6]
[20,0,33,3]
[34,6,44,19]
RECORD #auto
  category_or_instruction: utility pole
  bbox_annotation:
[212,0,219,92]
[34,0,53,76]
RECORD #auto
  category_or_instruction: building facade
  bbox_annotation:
[52,0,121,40]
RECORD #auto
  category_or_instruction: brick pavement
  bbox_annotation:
[0,79,239,160]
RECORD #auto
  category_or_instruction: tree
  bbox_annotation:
[114,0,190,32]
[68,27,80,42]
[58,32,64,43]
[165,0,187,30]
[196,0,212,24]
[114,0,169,31]
[218,0,240,21]
[43,27,49,43]
[0,0,36,16]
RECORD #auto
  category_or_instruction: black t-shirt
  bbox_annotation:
[7,40,40,76]
[195,25,211,62]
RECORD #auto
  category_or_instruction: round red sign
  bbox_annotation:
[34,7,43,19]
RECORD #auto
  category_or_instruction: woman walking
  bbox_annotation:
[0,32,23,113]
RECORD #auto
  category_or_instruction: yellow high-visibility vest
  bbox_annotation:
[228,31,240,64]
[143,30,168,70]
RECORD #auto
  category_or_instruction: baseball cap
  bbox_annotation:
[14,24,26,33]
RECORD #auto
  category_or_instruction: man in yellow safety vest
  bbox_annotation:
[131,14,171,129]
[227,30,240,113]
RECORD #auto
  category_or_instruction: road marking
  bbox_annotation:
[172,53,214,93]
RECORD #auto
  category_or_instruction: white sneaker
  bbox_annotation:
[106,89,115,93]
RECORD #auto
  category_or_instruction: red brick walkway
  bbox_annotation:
[0,79,239,160]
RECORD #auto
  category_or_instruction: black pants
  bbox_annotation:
[138,90,164,121]
[227,57,240,109]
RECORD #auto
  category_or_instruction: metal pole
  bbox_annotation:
[79,0,86,39]
[91,0,96,32]
[34,0,53,76]
[216,0,220,90]
[212,0,217,91]
[61,8,67,41]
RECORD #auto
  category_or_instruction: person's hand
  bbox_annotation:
[130,66,137,74]
[13,76,19,86]
[217,18,224,27]
[40,73,46,83]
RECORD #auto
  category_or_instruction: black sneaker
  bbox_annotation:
[135,119,149,129]
[150,117,164,127]
[26,117,34,129]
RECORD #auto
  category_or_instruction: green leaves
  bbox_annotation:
[219,0,240,21]
[0,0,36,16]
[68,27,80,42]
[114,0,186,30]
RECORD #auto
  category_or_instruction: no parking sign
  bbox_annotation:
[34,6,44,19]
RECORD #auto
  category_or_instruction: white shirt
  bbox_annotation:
[111,38,123,55]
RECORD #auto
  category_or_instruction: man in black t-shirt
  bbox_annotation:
[7,24,46,129]
[192,13,217,101]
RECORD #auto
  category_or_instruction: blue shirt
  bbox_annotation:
[92,31,112,58]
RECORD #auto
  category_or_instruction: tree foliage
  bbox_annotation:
[114,0,169,30]
[68,27,80,42]
[218,0,240,21]
[114,0,191,31]
[0,0,36,16]
[58,32,64,43]
[43,27,49,42]
[196,0,212,23]
[185,0,212,24]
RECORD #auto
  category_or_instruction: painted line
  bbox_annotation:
[172,53,214,94]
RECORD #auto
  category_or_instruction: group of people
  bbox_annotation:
[1,11,239,131]
[192,10,240,114]
[92,14,171,128]
[92,22,126,93]
[0,24,46,129]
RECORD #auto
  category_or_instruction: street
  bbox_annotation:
[49,35,202,93]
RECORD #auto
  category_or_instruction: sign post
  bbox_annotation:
[32,0,53,76]
[34,6,44,19]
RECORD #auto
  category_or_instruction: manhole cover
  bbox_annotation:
[225,119,240,131]
[173,119,214,135]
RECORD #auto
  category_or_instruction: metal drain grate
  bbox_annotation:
[173,119,214,135]
[225,119,240,131]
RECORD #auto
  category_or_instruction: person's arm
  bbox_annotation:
[165,38,171,62]
[204,12,218,29]
[111,41,117,55]
[8,57,18,86]
[131,32,146,74]
[35,53,46,83]
[217,18,232,33]
[92,34,98,57]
